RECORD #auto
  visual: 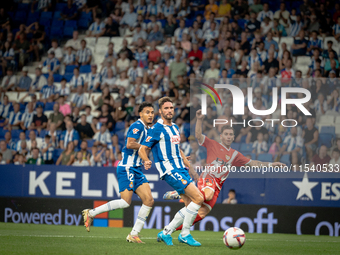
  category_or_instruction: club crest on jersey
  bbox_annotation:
[226,155,230,161]
[146,136,152,142]
[205,179,213,186]
[129,182,133,188]
[181,179,187,185]
[133,128,139,134]
[171,135,180,144]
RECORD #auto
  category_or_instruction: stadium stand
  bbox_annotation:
[0,0,339,169]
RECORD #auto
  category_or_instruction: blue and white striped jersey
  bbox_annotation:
[41,142,55,161]
[119,119,148,167]
[162,5,174,16]
[0,102,12,118]
[333,24,340,35]
[40,84,57,99]
[69,75,84,89]
[289,21,304,37]
[43,57,60,73]
[141,119,185,178]
[93,131,112,149]
[283,135,303,152]
[89,21,105,35]
[8,111,22,125]
[76,47,92,64]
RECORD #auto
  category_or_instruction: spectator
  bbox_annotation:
[169,53,186,85]
[76,114,94,139]
[29,105,47,133]
[252,132,268,155]
[98,103,115,131]
[48,40,63,62]
[93,123,112,148]
[64,31,81,52]
[1,68,16,92]
[104,16,120,37]
[4,103,21,130]
[147,24,163,45]
[116,51,131,74]
[69,67,84,92]
[15,67,32,92]
[292,30,308,56]
[0,140,12,164]
[314,93,328,114]
[303,117,319,162]
[161,0,175,19]
[71,86,88,110]
[257,3,273,22]
[222,189,237,204]
[120,4,138,30]
[289,14,304,37]
[58,96,71,117]
[13,32,33,68]
[87,15,106,38]
[271,18,287,37]
[146,0,161,19]
[204,59,219,82]
[280,126,303,165]
[264,31,279,52]
[148,41,162,64]
[73,151,91,166]
[164,15,178,37]
[27,147,44,165]
[48,102,64,130]
[174,19,189,42]
[40,75,57,103]
[56,141,76,165]
[311,145,331,167]
[273,2,289,28]
[76,40,92,66]
[268,136,283,159]
[30,67,47,91]
[61,0,78,20]
[102,148,115,167]
[60,120,80,149]
[329,149,340,169]
[1,41,15,74]
[64,46,76,66]
[42,51,60,74]
[41,135,55,164]
[246,125,269,143]
[204,0,218,20]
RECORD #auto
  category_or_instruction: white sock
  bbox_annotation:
[89,199,130,217]
[130,204,152,236]
[163,207,186,235]
[181,202,201,237]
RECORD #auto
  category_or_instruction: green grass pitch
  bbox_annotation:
[0,223,339,255]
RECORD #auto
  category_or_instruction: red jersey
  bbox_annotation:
[199,135,251,189]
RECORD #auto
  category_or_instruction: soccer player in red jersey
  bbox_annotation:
[162,110,286,232]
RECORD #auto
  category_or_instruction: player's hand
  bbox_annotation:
[144,160,152,170]
[186,156,191,161]
[196,110,205,119]
[272,162,286,167]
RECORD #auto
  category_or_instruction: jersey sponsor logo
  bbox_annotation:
[133,128,139,134]
[171,135,180,144]
[146,136,152,142]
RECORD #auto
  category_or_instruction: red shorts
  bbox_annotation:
[197,177,220,211]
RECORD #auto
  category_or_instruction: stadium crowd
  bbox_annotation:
[0,0,340,170]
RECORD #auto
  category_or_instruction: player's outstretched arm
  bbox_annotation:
[180,150,190,168]
[195,110,205,145]
[139,145,152,170]
[247,160,286,168]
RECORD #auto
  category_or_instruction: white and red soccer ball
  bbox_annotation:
[223,227,246,249]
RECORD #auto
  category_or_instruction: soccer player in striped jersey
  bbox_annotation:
[82,102,155,243]
[164,110,286,231]
[139,97,204,247]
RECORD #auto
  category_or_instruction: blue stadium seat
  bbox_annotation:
[39,18,51,28]
[237,19,247,30]
[18,3,30,11]
[63,74,73,82]
[14,11,27,25]
[230,143,240,151]
[45,102,55,111]
[185,19,194,28]
[280,154,291,166]
[78,18,90,29]
[79,65,91,73]
[0,129,7,139]
[55,3,67,11]
[26,12,40,25]
[115,121,125,132]
[65,65,77,74]
[240,143,253,153]
[249,153,256,160]
[257,153,273,162]
[43,73,49,80]
[159,19,166,28]
[39,129,47,138]
[318,134,334,148]
[52,19,64,27]
[40,12,53,20]
[50,27,63,39]
[116,130,125,141]
[65,20,77,29]
[53,74,63,82]
[320,126,336,136]
[53,11,61,20]
[64,26,75,37]
[87,139,95,148]
[53,149,63,162]
[11,130,22,139]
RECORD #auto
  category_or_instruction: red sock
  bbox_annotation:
[175,215,203,231]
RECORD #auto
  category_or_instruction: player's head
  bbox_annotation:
[220,125,235,147]
[138,102,154,125]
[158,97,174,121]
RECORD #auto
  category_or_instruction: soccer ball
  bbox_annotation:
[223,227,246,249]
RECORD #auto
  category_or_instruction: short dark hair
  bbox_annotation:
[158,97,173,109]
[229,189,236,193]
[221,125,235,134]
[45,135,51,139]
[138,102,154,113]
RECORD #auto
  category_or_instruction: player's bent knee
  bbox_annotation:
[120,199,130,208]
[144,197,154,207]
[193,194,204,205]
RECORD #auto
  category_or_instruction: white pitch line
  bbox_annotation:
[0,234,339,243]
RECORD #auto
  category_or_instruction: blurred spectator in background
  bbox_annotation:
[61,0,78,20]
[30,105,48,133]
[0,140,12,164]
[1,68,16,92]
[311,145,331,167]
[60,120,80,149]
[73,151,91,166]
[15,67,31,92]
[41,135,55,165]
[27,147,44,165]
[56,141,76,165]
[222,189,237,204]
